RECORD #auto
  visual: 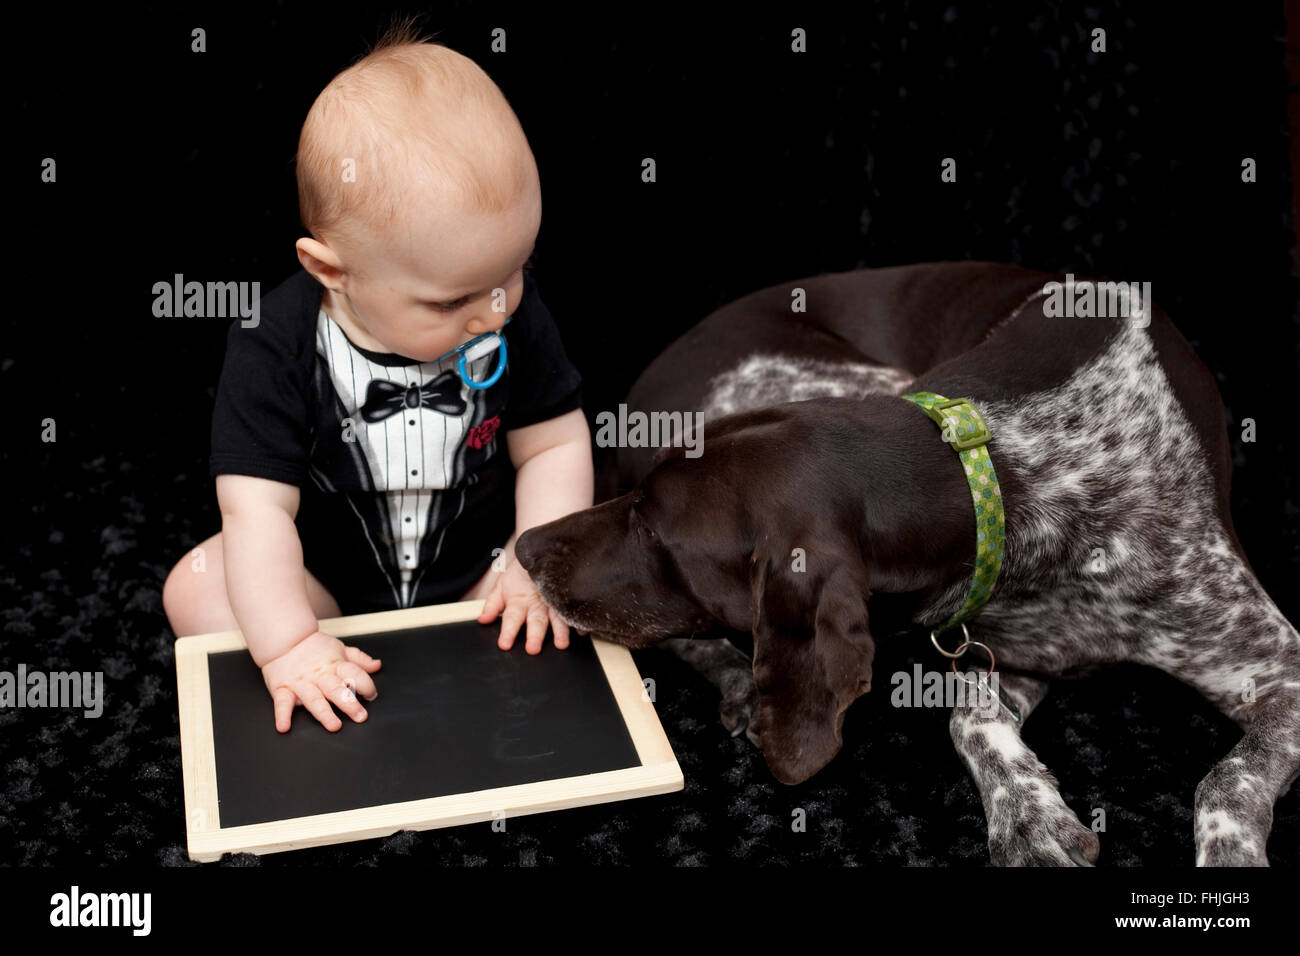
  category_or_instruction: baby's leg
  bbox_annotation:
[162,531,342,637]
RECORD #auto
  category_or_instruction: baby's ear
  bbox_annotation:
[749,546,875,785]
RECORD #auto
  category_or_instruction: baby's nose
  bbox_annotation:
[470,308,509,334]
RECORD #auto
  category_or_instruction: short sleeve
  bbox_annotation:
[209,302,315,486]
[501,273,583,429]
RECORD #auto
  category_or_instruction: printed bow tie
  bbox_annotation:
[360,372,467,423]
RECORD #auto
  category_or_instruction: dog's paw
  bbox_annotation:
[718,673,760,750]
[1194,774,1274,866]
[987,787,1100,867]
[1195,807,1272,866]
[1196,837,1269,867]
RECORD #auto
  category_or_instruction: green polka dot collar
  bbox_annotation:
[901,392,1006,635]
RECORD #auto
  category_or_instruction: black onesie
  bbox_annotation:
[209,268,582,614]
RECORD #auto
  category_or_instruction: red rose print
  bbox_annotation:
[466,415,501,450]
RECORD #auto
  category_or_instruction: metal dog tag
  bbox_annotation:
[979,673,1022,723]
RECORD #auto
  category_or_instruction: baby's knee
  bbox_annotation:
[162,555,200,633]
[163,537,226,634]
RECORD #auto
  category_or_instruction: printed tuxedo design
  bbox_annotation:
[359,374,467,421]
[308,310,508,609]
[209,268,582,615]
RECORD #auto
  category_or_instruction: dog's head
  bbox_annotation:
[515,401,877,785]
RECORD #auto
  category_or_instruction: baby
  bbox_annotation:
[162,28,593,733]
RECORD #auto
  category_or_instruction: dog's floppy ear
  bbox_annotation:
[750,545,875,785]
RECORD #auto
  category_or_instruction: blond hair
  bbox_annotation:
[295,19,533,242]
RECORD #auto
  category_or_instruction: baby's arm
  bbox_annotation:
[509,407,594,552]
[216,474,381,730]
[477,408,593,651]
[217,474,318,663]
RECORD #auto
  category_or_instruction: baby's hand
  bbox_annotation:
[261,631,382,733]
[478,557,571,654]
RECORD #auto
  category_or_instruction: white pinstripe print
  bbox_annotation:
[315,310,497,606]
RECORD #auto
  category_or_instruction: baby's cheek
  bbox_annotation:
[496,289,521,319]
[502,274,526,316]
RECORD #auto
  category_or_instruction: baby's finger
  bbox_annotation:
[316,671,367,723]
[291,679,343,732]
[272,685,297,733]
[343,645,382,672]
[338,661,379,701]
[498,601,527,650]
[548,610,571,650]
[479,579,505,623]
[524,603,550,655]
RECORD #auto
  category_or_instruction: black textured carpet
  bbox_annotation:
[1,444,1295,867]
[4,1,1297,868]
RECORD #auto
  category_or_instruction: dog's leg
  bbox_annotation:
[659,636,759,747]
[950,671,1100,866]
[1194,686,1300,866]
[1148,554,1300,865]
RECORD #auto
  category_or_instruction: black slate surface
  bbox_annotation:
[206,622,642,829]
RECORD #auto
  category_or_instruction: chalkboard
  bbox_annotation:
[176,601,682,861]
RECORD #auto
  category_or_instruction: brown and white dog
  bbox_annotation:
[514,261,1299,866]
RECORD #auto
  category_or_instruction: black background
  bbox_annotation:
[2,1,1296,872]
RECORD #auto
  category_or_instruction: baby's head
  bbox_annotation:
[294,26,540,363]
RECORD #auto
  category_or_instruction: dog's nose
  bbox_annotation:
[517,524,574,574]
[515,527,545,573]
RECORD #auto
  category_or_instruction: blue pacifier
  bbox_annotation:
[437,316,512,390]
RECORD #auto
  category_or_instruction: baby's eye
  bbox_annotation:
[424,298,467,313]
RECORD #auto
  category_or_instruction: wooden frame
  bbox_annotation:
[175,600,682,862]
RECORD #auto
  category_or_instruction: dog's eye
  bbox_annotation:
[630,494,657,538]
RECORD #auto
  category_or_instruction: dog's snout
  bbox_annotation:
[515,528,546,572]
[517,524,575,571]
